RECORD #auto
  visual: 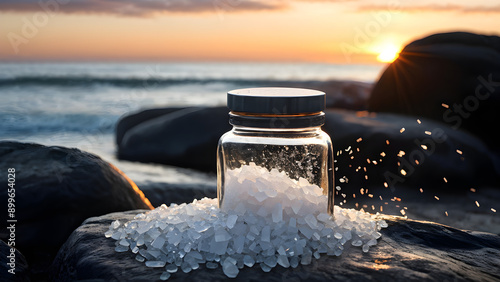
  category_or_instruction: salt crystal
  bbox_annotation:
[215,228,231,243]
[114,245,128,252]
[261,226,271,242]
[104,230,113,238]
[299,225,313,239]
[206,261,218,269]
[226,214,238,229]
[263,256,277,268]
[146,261,166,268]
[160,272,171,280]
[233,235,245,253]
[243,255,255,267]
[304,214,318,229]
[151,236,165,249]
[165,264,178,273]
[301,252,312,265]
[362,244,370,252]
[222,258,239,278]
[260,263,272,272]
[272,203,283,223]
[135,255,145,262]
[277,255,290,268]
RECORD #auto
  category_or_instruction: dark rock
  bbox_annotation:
[270,80,372,110]
[117,107,231,172]
[368,31,500,150]
[0,141,153,279]
[50,210,500,281]
[116,107,186,146]
[0,240,29,282]
[139,181,216,208]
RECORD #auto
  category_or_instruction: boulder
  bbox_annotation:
[368,31,500,151]
[50,210,500,281]
[117,107,231,172]
[0,141,153,278]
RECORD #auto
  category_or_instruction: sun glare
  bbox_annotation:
[377,44,400,63]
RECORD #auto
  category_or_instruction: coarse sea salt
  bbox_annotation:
[106,162,387,280]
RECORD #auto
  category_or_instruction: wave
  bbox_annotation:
[0,75,356,88]
[0,112,117,135]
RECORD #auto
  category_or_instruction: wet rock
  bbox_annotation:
[50,210,500,281]
[368,31,500,151]
[0,141,153,278]
[117,107,231,172]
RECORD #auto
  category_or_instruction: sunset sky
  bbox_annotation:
[1,0,500,64]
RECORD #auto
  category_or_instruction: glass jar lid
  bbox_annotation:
[227,87,325,115]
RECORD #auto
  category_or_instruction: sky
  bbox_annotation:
[1,0,500,64]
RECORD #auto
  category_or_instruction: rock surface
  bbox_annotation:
[0,141,153,278]
[117,107,231,172]
[50,209,500,281]
[368,31,500,151]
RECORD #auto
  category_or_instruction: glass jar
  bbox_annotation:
[217,87,334,215]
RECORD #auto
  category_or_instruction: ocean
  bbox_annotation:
[0,62,384,186]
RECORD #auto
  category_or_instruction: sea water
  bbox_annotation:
[0,62,383,184]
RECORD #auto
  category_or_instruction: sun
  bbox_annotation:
[377,44,400,63]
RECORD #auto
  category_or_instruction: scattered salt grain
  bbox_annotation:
[106,162,387,280]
